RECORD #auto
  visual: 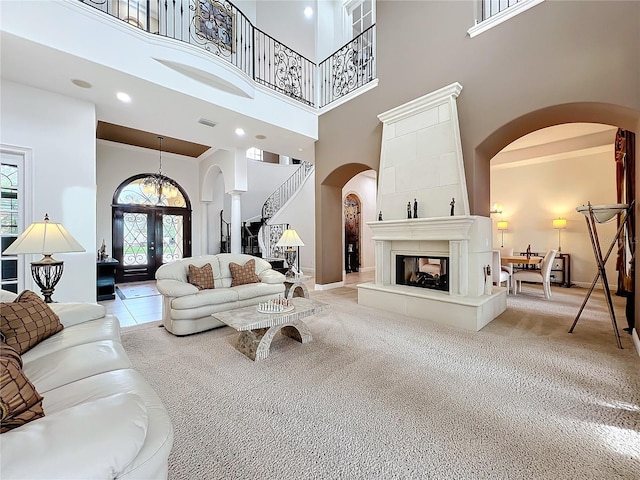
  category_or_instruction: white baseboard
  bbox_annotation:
[359,266,375,272]
[314,281,345,291]
[633,328,640,357]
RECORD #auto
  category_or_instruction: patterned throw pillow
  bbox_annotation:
[0,290,63,355]
[0,342,45,433]
[187,263,215,290]
[229,259,260,287]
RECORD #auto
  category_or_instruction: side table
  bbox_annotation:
[97,258,119,301]
[284,274,312,299]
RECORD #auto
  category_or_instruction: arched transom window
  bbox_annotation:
[116,176,187,208]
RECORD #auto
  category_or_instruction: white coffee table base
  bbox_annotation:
[235,321,312,361]
[213,298,329,361]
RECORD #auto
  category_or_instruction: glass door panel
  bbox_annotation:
[123,212,149,266]
[162,214,184,263]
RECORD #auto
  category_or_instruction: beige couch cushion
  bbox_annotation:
[233,282,285,301]
[171,288,239,310]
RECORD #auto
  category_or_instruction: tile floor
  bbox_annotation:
[98,271,375,328]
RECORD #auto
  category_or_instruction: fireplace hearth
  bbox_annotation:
[396,255,449,292]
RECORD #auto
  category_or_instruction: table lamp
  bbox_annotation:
[2,214,85,302]
[275,228,304,277]
[553,217,567,252]
[497,220,508,248]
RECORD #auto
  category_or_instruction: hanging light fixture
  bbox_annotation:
[142,136,179,200]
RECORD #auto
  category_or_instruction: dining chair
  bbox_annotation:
[492,250,511,293]
[499,246,514,276]
[512,249,558,299]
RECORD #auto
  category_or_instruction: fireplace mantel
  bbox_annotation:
[367,216,476,241]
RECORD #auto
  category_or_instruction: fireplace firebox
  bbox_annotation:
[396,255,449,292]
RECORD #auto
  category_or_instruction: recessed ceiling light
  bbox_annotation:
[304,6,313,18]
[235,128,245,136]
[116,92,131,103]
[71,79,92,89]
[298,148,303,152]
[255,134,267,140]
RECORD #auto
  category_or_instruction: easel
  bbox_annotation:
[569,201,634,348]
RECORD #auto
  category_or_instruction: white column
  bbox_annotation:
[230,191,242,254]
[375,240,391,285]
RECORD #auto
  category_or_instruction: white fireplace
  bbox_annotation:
[357,83,506,331]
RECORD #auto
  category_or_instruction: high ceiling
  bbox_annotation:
[0,31,317,162]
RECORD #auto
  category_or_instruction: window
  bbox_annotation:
[247,147,263,161]
[1,150,28,293]
[345,0,374,39]
[116,177,186,207]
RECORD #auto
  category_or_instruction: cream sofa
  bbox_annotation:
[0,290,173,479]
[155,253,286,336]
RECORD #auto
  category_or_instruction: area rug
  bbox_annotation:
[115,282,159,300]
[120,287,640,480]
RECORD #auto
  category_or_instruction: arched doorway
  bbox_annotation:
[344,193,361,273]
[112,174,192,283]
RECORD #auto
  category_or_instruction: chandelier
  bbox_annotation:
[142,136,179,200]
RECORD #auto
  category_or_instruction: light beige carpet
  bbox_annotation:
[121,285,639,479]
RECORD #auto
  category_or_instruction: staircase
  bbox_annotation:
[219,161,313,261]
[260,161,314,260]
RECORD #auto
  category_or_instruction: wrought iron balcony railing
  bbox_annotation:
[318,24,375,108]
[79,0,375,108]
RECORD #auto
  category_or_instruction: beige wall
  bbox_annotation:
[314,0,640,285]
[490,148,618,287]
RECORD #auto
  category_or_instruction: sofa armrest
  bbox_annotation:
[156,279,199,297]
[48,303,106,328]
[0,393,148,480]
[259,269,286,284]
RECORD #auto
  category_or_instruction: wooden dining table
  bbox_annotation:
[501,255,543,266]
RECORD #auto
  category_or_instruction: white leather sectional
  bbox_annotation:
[155,253,286,336]
[0,291,173,479]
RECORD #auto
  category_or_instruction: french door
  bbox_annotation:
[113,206,191,283]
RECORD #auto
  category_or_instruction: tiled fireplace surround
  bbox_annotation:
[357,83,506,331]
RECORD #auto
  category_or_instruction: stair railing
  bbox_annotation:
[261,161,314,223]
[220,210,230,253]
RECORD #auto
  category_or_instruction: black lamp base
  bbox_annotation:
[31,258,64,303]
[283,249,297,277]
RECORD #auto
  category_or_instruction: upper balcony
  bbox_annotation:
[78,0,376,109]
[0,0,377,162]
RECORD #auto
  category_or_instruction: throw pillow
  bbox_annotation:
[0,342,45,433]
[229,259,260,287]
[0,290,63,355]
[187,263,215,290]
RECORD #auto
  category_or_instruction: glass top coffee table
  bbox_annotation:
[212,297,329,361]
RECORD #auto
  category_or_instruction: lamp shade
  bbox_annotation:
[2,214,85,256]
[552,218,567,229]
[275,229,304,248]
[497,221,508,231]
